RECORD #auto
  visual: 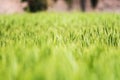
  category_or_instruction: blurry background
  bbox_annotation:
[0,0,120,14]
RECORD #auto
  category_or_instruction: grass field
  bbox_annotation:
[0,13,120,80]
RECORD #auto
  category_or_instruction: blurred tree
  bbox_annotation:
[90,0,98,9]
[47,0,54,6]
[66,0,72,8]
[80,0,86,11]
[23,0,47,12]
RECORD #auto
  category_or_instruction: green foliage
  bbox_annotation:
[0,13,120,80]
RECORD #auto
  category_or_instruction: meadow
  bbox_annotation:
[0,13,120,80]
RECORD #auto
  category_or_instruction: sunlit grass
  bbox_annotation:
[0,13,120,80]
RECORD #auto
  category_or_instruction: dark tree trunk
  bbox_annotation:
[27,0,47,12]
[90,0,98,9]
[80,0,86,11]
